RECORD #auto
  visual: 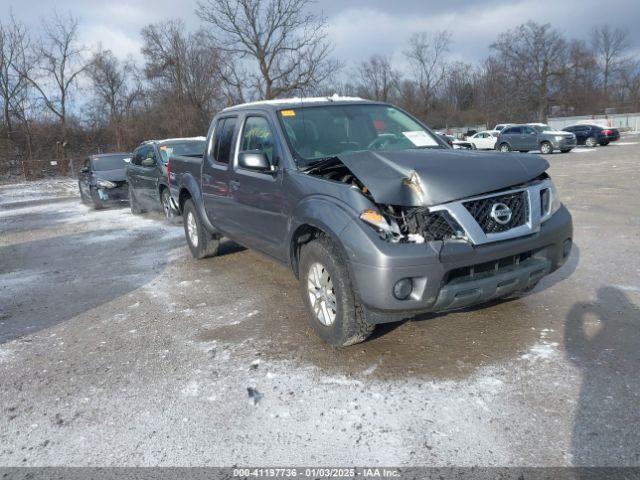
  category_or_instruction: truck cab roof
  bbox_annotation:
[221,95,374,112]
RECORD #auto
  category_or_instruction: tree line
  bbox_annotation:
[1,0,639,178]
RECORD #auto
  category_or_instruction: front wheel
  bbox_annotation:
[499,143,511,153]
[129,188,144,214]
[299,236,374,347]
[540,141,553,154]
[90,188,104,210]
[183,199,220,259]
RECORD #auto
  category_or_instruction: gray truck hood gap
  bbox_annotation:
[332,149,549,206]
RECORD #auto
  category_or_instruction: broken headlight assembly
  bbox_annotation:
[96,180,117,189]
[360,206,464,244]
[360,209,401,241]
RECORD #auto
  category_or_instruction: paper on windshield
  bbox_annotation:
[402,131,438,147]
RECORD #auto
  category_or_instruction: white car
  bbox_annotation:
[469,130,499,150]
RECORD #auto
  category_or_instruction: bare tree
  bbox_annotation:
[87,49,140,149]
[141,20,224,134]
[354,54,400,102]
[196,0,339,99]
[491,22,566,122]
[0,15,30,140]
[591,25,629,94]
[20,12,87,127]
[15,11,88,173]
[403,31,451,115]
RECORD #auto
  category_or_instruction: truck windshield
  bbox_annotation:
[91,154,130,171]
[158,140,206,163]
[278,104,443,168]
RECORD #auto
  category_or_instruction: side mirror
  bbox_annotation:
[141,157,156,167]
[123,157,131,164]
[238,151,272,172]
[80,166,89,173]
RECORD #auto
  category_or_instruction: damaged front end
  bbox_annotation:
[303,156,465,244]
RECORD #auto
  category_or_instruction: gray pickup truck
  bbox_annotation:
[169,97,573,347]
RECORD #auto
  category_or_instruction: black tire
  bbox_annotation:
[129,187,144,214]
[90,188,104,210]
[600,141,610,146]
[540,141,553,154]
[585,136,597,147]
[299,236,375,347]
[560,149,572,153]
[161,188,176,220]
[499,143,511,153]
[79,183,90,205]
[182,199,220,259]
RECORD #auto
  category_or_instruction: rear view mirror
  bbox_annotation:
[80,166,89,173]
[238,151,272,172]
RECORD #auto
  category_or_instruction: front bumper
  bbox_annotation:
[551,137,576,149]
[95,184,129,202]
[344,205,573,323]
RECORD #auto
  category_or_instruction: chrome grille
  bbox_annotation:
[463,191,529,233]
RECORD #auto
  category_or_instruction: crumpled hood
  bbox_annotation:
[336,149,549,206]
[94,168,127,182]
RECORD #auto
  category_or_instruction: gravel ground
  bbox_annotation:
[0,140,639,466]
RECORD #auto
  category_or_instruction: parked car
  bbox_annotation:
[494,123,513,131]
[169,97,572,347]
[78,153,131,209]
[436,132,475,150]
[126,137,206,218]
[496,124,576,154]
[468,130,499,150]
[562,124,620,147]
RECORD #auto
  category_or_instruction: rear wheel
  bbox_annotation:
[299,236,374,347]
[183,199,220,259]
[585,136,597,147]
[540,141,553,154]
[161,188,176,220]
[499,143,511,153]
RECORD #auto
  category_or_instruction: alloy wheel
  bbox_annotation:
[307,262,337,326]
[187,211,198,247]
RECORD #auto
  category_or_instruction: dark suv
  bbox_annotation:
[497,124,576,154]
[126,137,205,217]
[562,124,620,147]
[169,98,573,347]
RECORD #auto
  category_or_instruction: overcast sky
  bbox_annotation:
[4,0,640,69]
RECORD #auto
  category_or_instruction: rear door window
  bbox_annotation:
[212,117,237,164]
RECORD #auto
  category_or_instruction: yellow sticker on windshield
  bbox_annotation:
[280,109,296,117]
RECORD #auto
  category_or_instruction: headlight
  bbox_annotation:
[360,209,400,240]
[96,180,116,189]
[554,135,565,141]
[541,181,562,221]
